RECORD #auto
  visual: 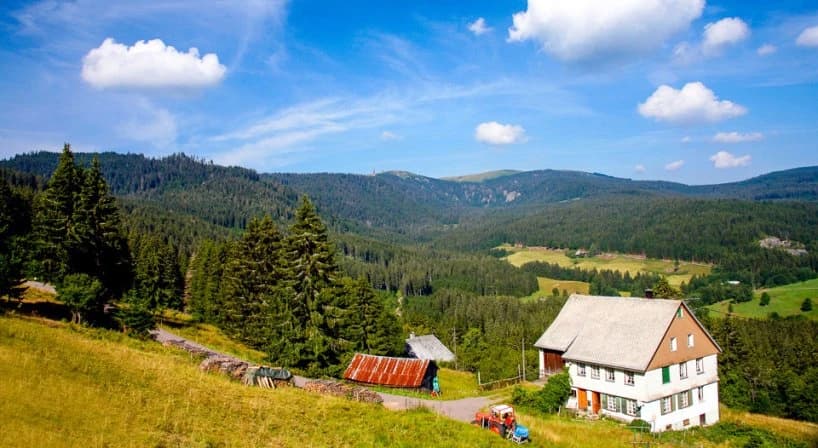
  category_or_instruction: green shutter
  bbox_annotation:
[662,366,670,384]
[617,397,625,413]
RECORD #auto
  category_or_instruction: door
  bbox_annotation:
[699,413,706,425]
[578,389,587,410]
[591,391,601,414]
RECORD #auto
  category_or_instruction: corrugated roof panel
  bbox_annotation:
[343,353,430,387]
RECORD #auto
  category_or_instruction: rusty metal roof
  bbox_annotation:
[343,353,430,387]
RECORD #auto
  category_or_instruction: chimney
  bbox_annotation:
[644,289,654,299]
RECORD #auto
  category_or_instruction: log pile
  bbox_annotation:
[200,356,250,381]
[303,379,383,404]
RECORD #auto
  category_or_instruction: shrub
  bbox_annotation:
[759,292,770,307]
[535,370,571,413]
[801,298,813,312]
[58,273,104,325]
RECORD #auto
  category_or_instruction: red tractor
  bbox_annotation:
[473,404,530,444]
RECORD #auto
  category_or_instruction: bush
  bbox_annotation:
[114,303,156,339]
[58,273,104,325]
[801,298,813,312]
[759,292,770,307]
[536,370,571,413]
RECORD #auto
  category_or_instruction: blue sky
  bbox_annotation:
[1,0,817,184]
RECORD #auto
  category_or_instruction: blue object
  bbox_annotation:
[513,425,529,439]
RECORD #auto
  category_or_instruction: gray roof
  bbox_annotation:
[406,334,455,362]
[534,294,681,372]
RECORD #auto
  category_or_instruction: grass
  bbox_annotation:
[0,315,511,448]
[502,245,711,288]
[509,405,816,447]
[159,315,269,365]
[368,368,513,400]
[536,277,589,295]
[707,278,818,320]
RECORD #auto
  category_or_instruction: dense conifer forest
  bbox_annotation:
[3,149,818,423]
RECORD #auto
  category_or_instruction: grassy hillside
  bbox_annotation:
[442,170,522,183]
[707,278,818,320]
[502,246,710,287]
[0,315,508,448]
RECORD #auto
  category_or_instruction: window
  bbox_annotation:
[605,368,615,382]
[696,357,704,374]
[688,333,694,347]
[670,337,677,352]
[626,400,638,416]
[679,391,691,408]
[624,371,635,386]
[697,386,705,402]
[661,397,673,415]
[606,395,617,412]
[683,418,690,427]
[677,307,684,318]
[662,366,671,384]
[591,366,600,379]
[679,362,688,379]
[577,363,586,376]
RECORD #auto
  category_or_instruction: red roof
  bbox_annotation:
[343,353,430,387]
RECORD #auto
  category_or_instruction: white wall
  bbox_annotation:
[641,382,720,432]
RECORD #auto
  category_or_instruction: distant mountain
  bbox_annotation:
[441,170,522,183]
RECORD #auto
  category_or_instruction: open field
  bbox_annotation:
[537,277,590,295]
[707,278,818,320]
[502,245,711,288]
[0,315,511,448]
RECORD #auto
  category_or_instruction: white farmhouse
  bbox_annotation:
[534,294,721,432]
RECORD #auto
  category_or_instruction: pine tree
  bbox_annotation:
[0,179,26,300]
[338,277,401,356]
[31,144,81,282]
[287,196,342,373]
[58,273,104,324]
[653,277,681,299]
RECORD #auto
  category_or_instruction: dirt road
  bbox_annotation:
[151,328,494,423]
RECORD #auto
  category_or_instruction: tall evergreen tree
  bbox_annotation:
[31,144,81,281]
[0,178,26,300]
[287,196,343,373]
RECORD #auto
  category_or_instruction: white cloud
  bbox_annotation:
[796,26,818,47]
[475,121,527,145]
[710,151,751,168]
[665,160,685,171]
[713,131,763,143]
[681,136,692,143]
[380,131,401,141]
[634,164,646,173]
[468,17,492,36]
[82,38,226,89]
[507,0,704,63]
[117,100,177,147]
[638,82,747,124]
[702,17,750,55]
[757,44,777,56]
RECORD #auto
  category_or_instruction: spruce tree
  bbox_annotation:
[0,179,25,300]
[287,196,342,373]
[31,144,80,282]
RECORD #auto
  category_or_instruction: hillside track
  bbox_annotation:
[150,328,495,423]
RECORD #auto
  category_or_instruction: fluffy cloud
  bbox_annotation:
[82,38,226,89]
[468,18,492,36]
[475,121,527,145]
[757,44,777,56]
[665,160,685,171]
[507,0,704,63]
[713,131,763,143]
[638,82,747,124]
[710,151,751,168]
[634,164,646,173]
[702,17,750,55]
[796,26,818,47]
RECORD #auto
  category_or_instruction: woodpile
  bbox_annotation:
[200,356,250,381]
[303,379,383,404]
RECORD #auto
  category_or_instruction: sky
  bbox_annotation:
[0,0,817,184]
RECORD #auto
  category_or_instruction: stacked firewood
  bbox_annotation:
[200,356,250,381]
[303,379,383,404]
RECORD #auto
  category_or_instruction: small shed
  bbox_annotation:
[405,333,455,362]
[343,353,438,390]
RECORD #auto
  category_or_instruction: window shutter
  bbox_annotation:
[672,393,678,411]
[617,397,625,413]
[687,390,693,406]
[662,366,670,384]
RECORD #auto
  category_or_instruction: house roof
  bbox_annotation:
[534,294,689,372]
[405,334,455,362]
[343,353,431,387]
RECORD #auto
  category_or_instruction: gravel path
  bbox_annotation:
[150,327,495,423]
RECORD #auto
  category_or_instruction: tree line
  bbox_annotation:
[520,261,662,296]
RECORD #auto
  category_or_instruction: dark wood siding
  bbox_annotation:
[542,349,565,373]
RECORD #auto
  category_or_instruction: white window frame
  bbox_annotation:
[607,395,617,412]
[591,366,600,379]
[670,337,677,352]
[577,363,586,376]
[661,397,672,414]
[624,371,635,386]
[605,368,615,382]
[626,400,638,416]
[679,361,688,379]
[696,357,704,374]
[688,333,694,347]
[679,392,690,408]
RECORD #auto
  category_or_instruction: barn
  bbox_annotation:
[405,333,455,362]
[343,353,438,390]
